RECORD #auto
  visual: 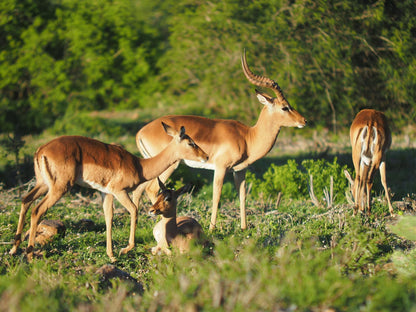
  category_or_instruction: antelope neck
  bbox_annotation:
[247,107,281,161]
[138,145,178,181]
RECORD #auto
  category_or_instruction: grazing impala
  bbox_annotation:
[344,109,394,216]
[9,123,208,262]
[134,50,307,230]
[150,178,204,255]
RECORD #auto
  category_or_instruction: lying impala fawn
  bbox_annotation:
[149,178,204,255]
[9,123,208,262]
[344,109,394,216]
[134,50,307,230]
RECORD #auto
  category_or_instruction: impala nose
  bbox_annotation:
[298,118,307,128]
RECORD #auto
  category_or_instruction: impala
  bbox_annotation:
[344,109,394,216]
[9,123,208,262]
[134,50,307,230]
[149,178,204,255]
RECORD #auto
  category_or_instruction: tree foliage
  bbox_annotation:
[0,0,415,135]
[0,0,157,134]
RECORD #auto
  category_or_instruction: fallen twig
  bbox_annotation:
[0,241,13,245]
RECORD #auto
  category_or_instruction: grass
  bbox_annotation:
[1,182,416,311]
[1,110,416,311]
[387,216,416,241]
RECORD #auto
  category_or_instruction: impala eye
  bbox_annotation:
[282,106,290,112]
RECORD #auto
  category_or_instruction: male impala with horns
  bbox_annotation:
[133,50,307,230]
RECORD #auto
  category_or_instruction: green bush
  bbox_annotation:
[247,158,348,203]
[247,160,308,200]
[302,158,348,204]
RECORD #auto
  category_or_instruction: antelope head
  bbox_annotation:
[162,122,209,163]
[149,178,192,218]
[241,49,307,128]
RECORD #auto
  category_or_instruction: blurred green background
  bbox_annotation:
[1,0,415,136]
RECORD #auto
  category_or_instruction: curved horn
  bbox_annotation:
[241,49,287,103]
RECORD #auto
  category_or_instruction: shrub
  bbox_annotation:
[247,160,307,200]
[302,158,348,204]
[247,158,348,203]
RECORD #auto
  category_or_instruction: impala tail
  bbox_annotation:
[359,125,378,169]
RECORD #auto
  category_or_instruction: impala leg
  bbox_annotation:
[365,164,377,215]
[145,179,162,204]
[10,184,48,255]
[151,224,171,255]
[359,181,367,214]
[26,189,65,261]
[354,178,364,215]
[132,183,147,211]
[352,183,359,215]
[152,237,171,256]
[358,161,370,214]
[102,194,116,262]
[233,169,247,230]
[351,156,361,215]
[114,191,137,256]
[210,167,226,231]
[366,182,373,215]
[379,161,394,215]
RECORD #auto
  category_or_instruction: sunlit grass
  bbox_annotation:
[1,182,415,311]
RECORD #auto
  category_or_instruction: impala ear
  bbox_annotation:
[179,126,186,140]
[255,89,273,107]
[162,122,180,140]
[162,122,173,134]
[157,177,167,191]
[176,184,192,197]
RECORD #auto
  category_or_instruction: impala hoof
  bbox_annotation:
[119,246,133,256]
[9,247,17,255]
[151,247,159,255]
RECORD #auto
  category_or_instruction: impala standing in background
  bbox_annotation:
[134,50,307,230]
[344,109,394,216]
[9,123,208,262]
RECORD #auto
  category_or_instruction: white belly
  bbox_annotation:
[183,159,215,170]
[76,178,110,194]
